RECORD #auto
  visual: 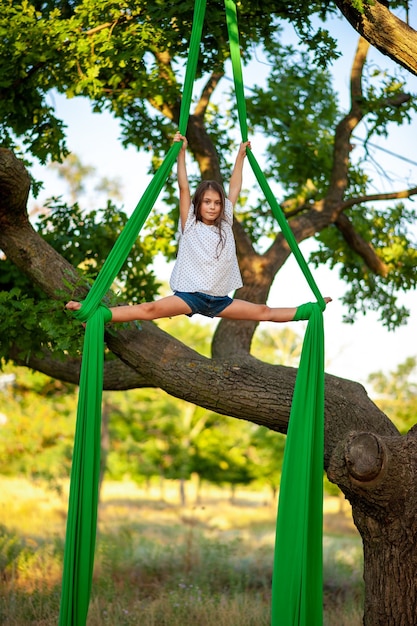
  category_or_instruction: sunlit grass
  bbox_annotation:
[0,477,363,625]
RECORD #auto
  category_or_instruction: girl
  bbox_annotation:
[66,133,331,321]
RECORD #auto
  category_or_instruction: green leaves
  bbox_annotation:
[245,40,339,217]
[0,287,81,362]
[0,2,71,161]
[38,197,161,302]
[361,66,417,140]
[368,357,417,434]
[312,201,417,329]
[0,363,76,483]
[0,0,339,164]
[0,190,165,363]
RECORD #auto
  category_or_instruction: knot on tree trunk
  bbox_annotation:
[328,431,388,494]
[345,431,384,482]
[327,430,417,525]
[0,148,31,227]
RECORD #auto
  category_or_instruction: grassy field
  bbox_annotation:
[0,478,364,625]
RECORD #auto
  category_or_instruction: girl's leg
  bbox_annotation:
[218,297,332,322]
[218,299,297,322]
[66,295,192,322]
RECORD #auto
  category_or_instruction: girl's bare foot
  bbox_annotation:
[66,301,82,311]
[324,297,332,304]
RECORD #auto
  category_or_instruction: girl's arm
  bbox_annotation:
[228,141,251,206]
[174,132,191,230]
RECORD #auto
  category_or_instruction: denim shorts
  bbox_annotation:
[174,291,233,318]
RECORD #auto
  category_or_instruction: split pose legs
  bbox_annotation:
[65,296,332,323]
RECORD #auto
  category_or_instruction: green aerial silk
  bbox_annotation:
[224,0,325,624]
[58,1,207,624]
[60,0,325,624]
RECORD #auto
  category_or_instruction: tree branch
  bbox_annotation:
[104,326,399,467]
[194,71,225,117]
[146,49,179,121]
[8,317,398,470]
[341,186,417,210]
[83,21,115,36]
[0,148,31,223]
[335,213,389,277]
[8,344,152,390]
[326,36,369,210]
[335,0,417,77]
[185,114,223,180]
[83,14,134,37]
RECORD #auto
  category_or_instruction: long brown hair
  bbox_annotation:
[192,180,226,257]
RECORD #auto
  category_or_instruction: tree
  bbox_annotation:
[1,2,417,624]
[0,365,77,490]
[367,357,417,435]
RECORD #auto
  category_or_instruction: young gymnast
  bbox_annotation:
[66,132,331,321]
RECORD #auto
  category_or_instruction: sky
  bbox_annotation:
[26,7,417,387]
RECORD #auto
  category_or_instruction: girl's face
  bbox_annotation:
[199,189,222,225]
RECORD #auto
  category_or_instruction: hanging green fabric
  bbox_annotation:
[224,0,325,624]
[58,1,207,624]
[272,304,324,625]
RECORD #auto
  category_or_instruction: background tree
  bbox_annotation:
[0,367,77,491]
[367,357,417,435]
[1,1,417,624]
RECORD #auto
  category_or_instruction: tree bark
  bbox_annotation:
[0,150,80,297]
[328,430,417,625]
[334,0,417,77]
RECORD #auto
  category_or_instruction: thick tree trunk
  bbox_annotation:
[328,430,417,625]
[212,243,284,357]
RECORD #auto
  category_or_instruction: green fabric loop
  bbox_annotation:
[72,302,112,324]
[224,1,325,624]
[59,1,207,624]
[294,302,314,321]
[102,305,113,324]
